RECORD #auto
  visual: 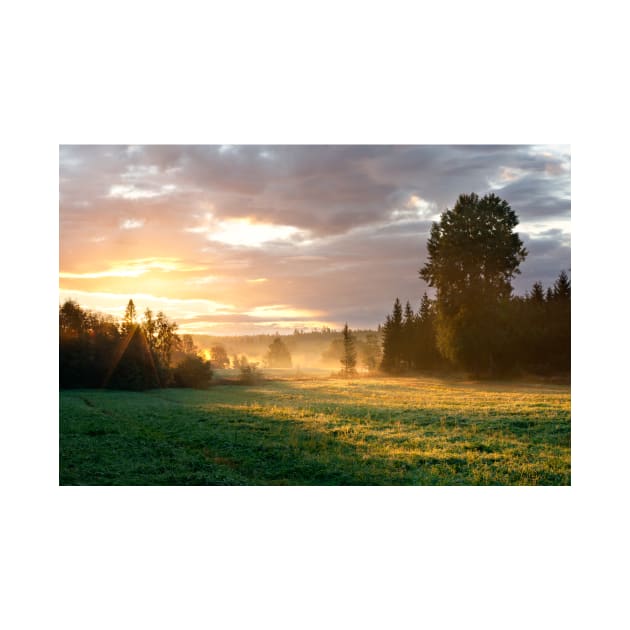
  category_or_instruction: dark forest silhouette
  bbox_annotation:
[382,193,570,376]
[59,299,212,390]
[380,271,570,376]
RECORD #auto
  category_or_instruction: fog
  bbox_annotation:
[192,329,380,372]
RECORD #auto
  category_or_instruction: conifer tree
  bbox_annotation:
[528,281,545,304]
[266,335,293,368]
[340,323,357,377]
[121,299,137,336]
[402,300,415,368]
[380,298,404,372]
[553,270,571,300]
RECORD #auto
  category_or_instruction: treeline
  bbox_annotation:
[59,299,212,390]
[380,192,570,377]
[381,271,570,375]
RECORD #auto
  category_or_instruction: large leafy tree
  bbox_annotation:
[419,193,527,373]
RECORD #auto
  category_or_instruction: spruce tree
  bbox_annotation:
[553,270,571,300]
[380,298,404,372]
[266,335,293,368]
[402,300,415,369]
[340,323,357,377]
[528,281,545,304]
[121,299,137,336]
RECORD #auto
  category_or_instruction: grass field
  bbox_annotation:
[59,375,570,485]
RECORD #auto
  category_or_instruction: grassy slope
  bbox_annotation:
[59,376,570,485]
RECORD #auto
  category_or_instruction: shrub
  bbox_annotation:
[238,360,262,385]
[173,355,213,389]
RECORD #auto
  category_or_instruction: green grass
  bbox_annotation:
[59,376,570,485]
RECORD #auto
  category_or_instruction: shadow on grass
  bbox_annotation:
[59,386,570,486]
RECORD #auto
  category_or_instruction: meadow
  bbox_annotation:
[59,375,570,485]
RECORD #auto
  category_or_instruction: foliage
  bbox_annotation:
[173,355,213,389]
[358,331,381,373]
[380,298,404,371]
[106,325,160,391]
[121,299,137,336]
[321,338,344,364]
[60,298,210,390]
[340,323,357,377]
[420,193,527,309]
[210,344,230,369]
[237,357,262,384]
[265,335,293,368]
[419,193,528,374]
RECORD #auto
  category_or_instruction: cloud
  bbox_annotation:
[60,145,571,332]
[120,218,145,229]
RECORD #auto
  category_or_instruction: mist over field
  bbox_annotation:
[192,329,377,371]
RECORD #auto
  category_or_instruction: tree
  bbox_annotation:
[380,298,404,372]
[528,281,545,304]
[121,299,137,336]
[360,331,381,373]
[141,308,157,352]
[321,338,344,365]
[59,299,86,337]
[548,270,571,372]
[210,344,230,368]
[413,292,441,370]
[553,270,571,301]
[154,311,178,368]
[419,193,527,374]
[265,335,292,368]
[340,323,357,377]
[402,300,415,368]
[173,355,213,388]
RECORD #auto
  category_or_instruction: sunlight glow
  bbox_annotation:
[60,257,208,279]
[245,305,326,319]
[186,215,307,247]
[58,288,235,320]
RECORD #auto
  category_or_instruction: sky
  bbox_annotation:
[59,145,570,335]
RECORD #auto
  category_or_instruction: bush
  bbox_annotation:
[173,355,213,389]
[238,360,262,385]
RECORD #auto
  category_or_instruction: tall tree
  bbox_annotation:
[413,292,440,370]
[548,270,571,372]
[528,281,545,304]
[155,311,178,368]
[265,335,293,368]
[340,323,357,377]
[402,300,415,368]
[210,344,230,369]
[553,269,571,301]
[121,299,137,336]
[360,331,382,373]
[419,193,527,374]
[381,298,404,372]
[142,308,157,352]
